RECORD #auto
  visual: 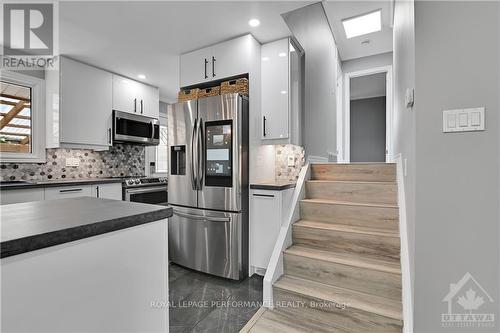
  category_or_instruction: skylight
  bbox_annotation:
[342,10,382,39]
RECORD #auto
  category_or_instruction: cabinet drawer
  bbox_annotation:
[44,185,92,200]
[0,188,45,205]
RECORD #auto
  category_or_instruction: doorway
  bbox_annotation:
[340,66,393,163]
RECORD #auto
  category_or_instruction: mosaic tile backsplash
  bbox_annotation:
[0,144,145,182]
[275,144,305,181]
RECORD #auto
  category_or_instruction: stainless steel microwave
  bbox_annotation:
[113,110,160,145]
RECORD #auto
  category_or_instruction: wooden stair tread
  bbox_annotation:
[284,245,401,275]
[307,180,397,185]
[294,220,400,238]
[301,198,398,209]
[275,275,403,321]
[246,309,346,333]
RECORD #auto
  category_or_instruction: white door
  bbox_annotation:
[211,35,251,80]
[92,183,122,200]
[112,75,142,114]
[140,85,159,118]
[180,48,212,87]
[250,190,282,270]
[60,57,112,148]
[261,38,289,140]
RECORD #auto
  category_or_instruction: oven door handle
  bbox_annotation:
[173,210,230,223]
[125,186,167,195]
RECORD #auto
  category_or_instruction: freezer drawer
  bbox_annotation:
[168,206,247,280]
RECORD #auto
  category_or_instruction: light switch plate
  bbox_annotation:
[66,158,80,167]
[287,155,295,167]
[443,107,485,133]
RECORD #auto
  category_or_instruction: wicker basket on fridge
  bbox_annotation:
[198,86,220,98]
[220,78,249,96]
[178,88,199,102]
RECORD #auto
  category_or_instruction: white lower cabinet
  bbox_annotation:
[249,187,294,275]
[0,188,45,205]
[91,183,122,200]
[44,185,92,200]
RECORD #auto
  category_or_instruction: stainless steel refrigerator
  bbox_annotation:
[167,93,249,280]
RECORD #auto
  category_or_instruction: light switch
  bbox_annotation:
[458,113,468,127]
[443,107,485,133]
[471,112,481,126]
[66,158,80,167]
[447,114,457,128]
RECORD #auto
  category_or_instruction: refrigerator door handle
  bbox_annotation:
[197,118,204,190]
[173,209,231,223]
[191,118,198,190]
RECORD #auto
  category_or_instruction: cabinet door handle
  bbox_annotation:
[263,116,267,137]
[134,98,137,113]
[96,186,100,198]
[59,188,83,193]
[204,58,208,79]
[140,99,143,114]
[253,193,275,198]
[212,56,216,77]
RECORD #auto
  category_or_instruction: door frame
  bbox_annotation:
[341,65,393,163]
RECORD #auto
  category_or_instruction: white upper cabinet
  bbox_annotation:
[60,57,113,149]
[180,34,256,87]
[112,76,159,118]
[180,48,212,87]
[261,38,303,144]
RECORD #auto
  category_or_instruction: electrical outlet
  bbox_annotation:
[66,158,80,167]
[287,155,295,167]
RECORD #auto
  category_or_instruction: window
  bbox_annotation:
[155,124,168,173]
[146,111,167,176]
[0,71,45,162]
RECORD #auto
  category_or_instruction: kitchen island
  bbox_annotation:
[1,197,172,332]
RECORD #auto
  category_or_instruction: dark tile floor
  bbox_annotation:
[169,263,263,333]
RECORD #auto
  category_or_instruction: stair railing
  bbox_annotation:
[263,163,311,308]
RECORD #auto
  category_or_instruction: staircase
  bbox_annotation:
[242,163,403,333]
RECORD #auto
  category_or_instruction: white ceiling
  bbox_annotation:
[59,1,312,101]
[350,72,386,100]
[323,1,393,61]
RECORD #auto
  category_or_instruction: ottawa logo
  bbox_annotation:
[442,272,495,328]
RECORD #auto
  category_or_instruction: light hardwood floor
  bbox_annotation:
[242,163,403,333]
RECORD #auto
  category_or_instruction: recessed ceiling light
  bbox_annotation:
[248,18,260,27]
[280,90,287,94]
[342,9,381,39]
[138,74,146,80]
[262,57,269,61]
[278,52,287,57]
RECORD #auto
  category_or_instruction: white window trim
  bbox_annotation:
[145,112,167,177]
[0,71,46,163]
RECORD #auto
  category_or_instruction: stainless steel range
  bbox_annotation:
[122,177,168,205]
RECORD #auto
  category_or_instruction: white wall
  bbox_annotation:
[413,1,499,331]
[342,52,393,74]
[282,3,338,160]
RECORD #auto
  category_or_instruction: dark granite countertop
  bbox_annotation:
[1,197,172,258]
[0,178,123,190]
[250,181,296,191]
